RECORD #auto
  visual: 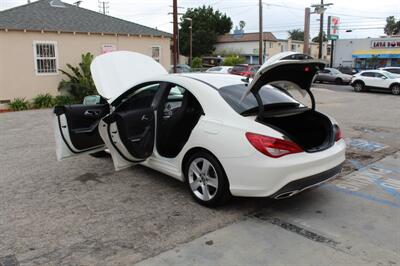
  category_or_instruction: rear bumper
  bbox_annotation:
[221,139,346,197]
[270,163,343,199]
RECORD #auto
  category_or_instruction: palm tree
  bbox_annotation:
[58,53,97,102]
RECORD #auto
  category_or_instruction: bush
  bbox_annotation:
[191,57,203,68]
[223,55,246,66]
[32,93,54,108]
[54,95,75,106]
[9,98,30,111]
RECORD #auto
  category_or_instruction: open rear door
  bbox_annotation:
[53,104,109,160]
[98,107,155,171]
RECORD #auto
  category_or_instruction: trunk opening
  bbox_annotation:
[257,109,334,152]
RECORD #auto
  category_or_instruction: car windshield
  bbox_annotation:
[330,68,341,74]
[383,71,397,79]
[219,83,302,115]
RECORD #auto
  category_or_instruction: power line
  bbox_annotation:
[98,0,109,15]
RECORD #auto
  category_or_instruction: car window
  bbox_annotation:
[374,73,385,78]
[330,69,341,74]
[117,83,160,111]
[209,67,221,72]
[361,72,374,77]
[382,71,396,79]
[386,68,400,74]
[232,66,247,72]
[321,69,330,74]
[219,83,301,114]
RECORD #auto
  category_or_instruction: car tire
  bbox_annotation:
[353,81,364,92]
[390,84,400,95]
[335,78,343,85]
[184,151,231,207]
[90,151,110,158]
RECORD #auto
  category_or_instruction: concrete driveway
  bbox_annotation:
[1,86,399,265]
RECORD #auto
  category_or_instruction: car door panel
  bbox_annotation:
[53,104,109,160]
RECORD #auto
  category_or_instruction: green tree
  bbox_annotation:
[179,6,232,57]
[384,16,400,36]
[288,29,304,41]
[58,53,97,102]
[191,57,203,68]
[312,31,327,43]
[223,55,245,66]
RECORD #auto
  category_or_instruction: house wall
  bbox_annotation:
[0,30,171,102]
[214,39,330,63]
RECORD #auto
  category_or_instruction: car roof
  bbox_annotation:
[179,73,245,89]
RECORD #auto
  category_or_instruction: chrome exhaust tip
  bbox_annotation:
[274,190,300,199]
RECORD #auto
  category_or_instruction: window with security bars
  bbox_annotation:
[34,42,58,74]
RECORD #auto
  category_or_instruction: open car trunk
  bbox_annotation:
[239,52,335,153]
[257,109,334,152]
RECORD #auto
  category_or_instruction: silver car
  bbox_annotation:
[315,68,353,85]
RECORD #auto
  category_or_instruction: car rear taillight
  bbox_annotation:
[245,132,303,158]
[334,125,342,141]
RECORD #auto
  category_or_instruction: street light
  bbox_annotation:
[184,18,193,66]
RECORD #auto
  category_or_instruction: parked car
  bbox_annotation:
[170,64,191,73]
[351,70,400,95]
[378,67,400,77]
[53,51,345,207]
[337,66,358,75]
[314,68,352,85]
[205,66,232,74]
[230,64,260,78]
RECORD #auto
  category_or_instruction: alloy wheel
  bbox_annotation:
[354,83,363,92]
[188,158,219,201]
[392,85,400,95]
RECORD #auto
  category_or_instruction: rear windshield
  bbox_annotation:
[219,84,299,114]
[232,66,247,72]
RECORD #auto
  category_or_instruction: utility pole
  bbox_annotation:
[318,0,324,59]
[172,0,178,73]
[98,1,109,14]
[184,18,193,66]
[258,0,263,65]
[303,7,311,55]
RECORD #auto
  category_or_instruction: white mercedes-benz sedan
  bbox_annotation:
[54,51,346,207]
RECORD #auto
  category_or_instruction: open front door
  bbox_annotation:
[53,104,109,160]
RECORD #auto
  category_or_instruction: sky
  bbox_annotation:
[1,0,399,39]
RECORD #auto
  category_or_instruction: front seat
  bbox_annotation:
[158,91,201,157]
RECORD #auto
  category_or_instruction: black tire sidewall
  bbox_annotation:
[335,78,342,85]
[184,151,231,207]
[354,82,364,92]
[391,84,400,95]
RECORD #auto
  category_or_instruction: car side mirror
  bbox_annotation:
[382,76,387,79]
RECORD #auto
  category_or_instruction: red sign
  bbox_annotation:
[371,40,400,49]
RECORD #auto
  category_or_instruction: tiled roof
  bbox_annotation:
[217,32,277,43]
[0,0,171,37]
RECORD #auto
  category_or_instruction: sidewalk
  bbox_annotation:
[137,153,400,266]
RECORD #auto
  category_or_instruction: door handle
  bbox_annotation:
[84,110,101,116]
[141,114,150,121]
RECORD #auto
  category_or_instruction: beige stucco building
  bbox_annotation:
[214,31,330,64]
[0,0,171,107]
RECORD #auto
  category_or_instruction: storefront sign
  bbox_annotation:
[327,16,339,40]
[371,40,400,49]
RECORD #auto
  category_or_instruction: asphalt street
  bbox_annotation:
[0,84,399,265]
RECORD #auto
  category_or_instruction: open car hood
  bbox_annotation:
[91,51,167,103]
[242,52,325,107]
